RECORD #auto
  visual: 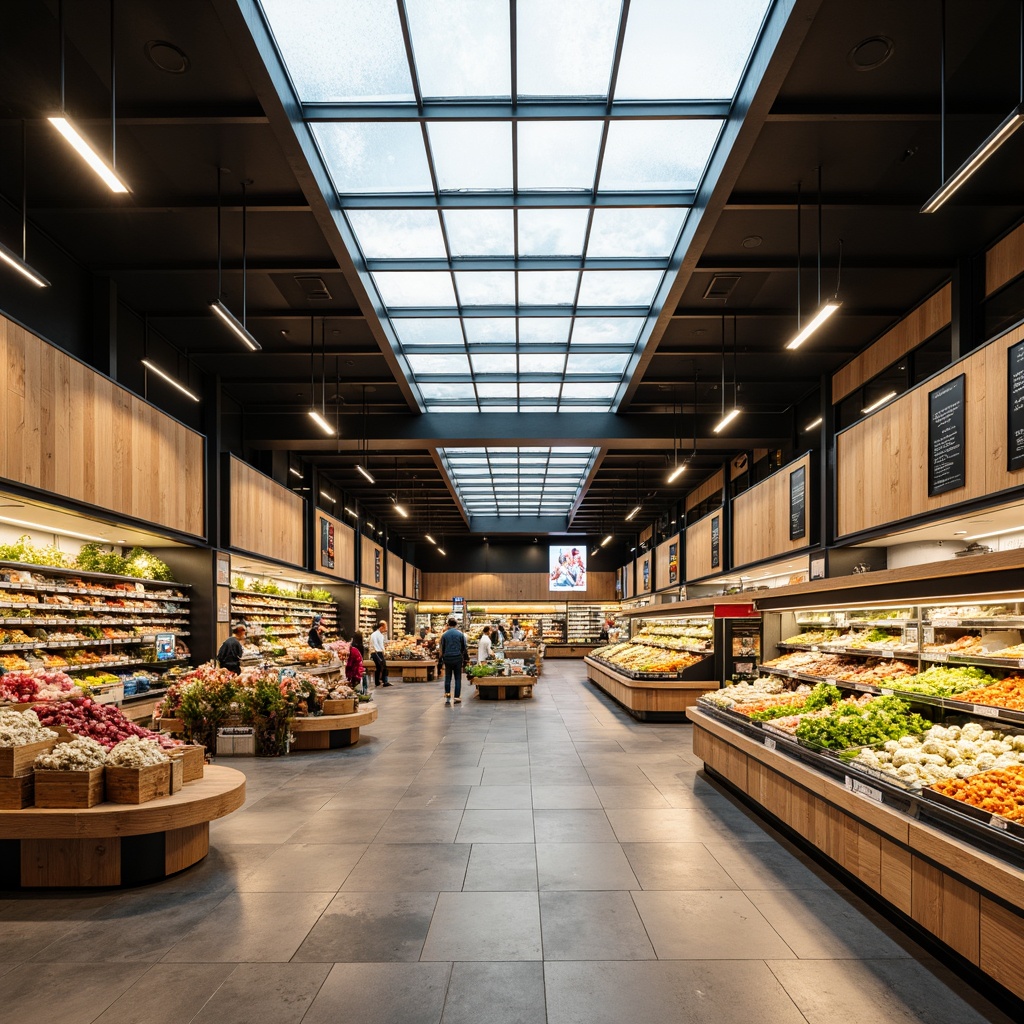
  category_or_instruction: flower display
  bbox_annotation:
[235,669,302,756]
[34,697,180,750]
[0,708,58,746]
[35,735,107,770]
[157,664,238,748]
[0,670,83,704]
[107,736,170,768]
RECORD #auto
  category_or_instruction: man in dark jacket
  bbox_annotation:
[217,625,246,674]
[438,616,469,706]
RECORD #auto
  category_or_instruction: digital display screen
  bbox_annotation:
[548,545,587,591]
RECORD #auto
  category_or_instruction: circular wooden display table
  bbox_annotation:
[386,659,436,683]
[0,765,245,889]
[471,677,538,700]
[289,702,378,750]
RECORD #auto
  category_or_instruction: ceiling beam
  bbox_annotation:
[31,195,310,214]
[695,257,952,272]
[0,105,269,126]
[302,99,731,121]
[671,307,903,318]
[764,102,1005,123]
[724,192,1022,210]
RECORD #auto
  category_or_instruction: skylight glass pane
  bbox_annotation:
[577,271,663,306]
[517,121,603,190]
[313,123,432,194]
[373,271,457,306]
[599,120,723,191]
[405,0,510,98]
[615,0,769,100]
[406,353,471,376]
[477,383,518,398]
[586,208,688,258]
[571,318,643,345]
[428,122,512,190]
[560,382,618,400]
[456,271,515,305]
[518,271,579,305]
[520,404,556,412]
[444,210,514,255]
[347,210,446,258]
[518,317,570,344]
[464,318,517,344]
[471,353,511,374]
[426,403,479,412]
[392,318,463,346]
[420,383,478,400]
[517,210,589,256]
[520,382,561,398]
[519,353,567,373]
[262,0,413,102]
[560,404,612,412]
[516,0,620,96]
[566,351,629,375]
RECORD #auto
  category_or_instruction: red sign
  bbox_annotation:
[713,603,757,618]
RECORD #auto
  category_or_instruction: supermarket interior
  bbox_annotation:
[3,1,1024,1022]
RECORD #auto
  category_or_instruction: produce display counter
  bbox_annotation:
[0,764,245,888]
[688,706,1024,1004]
[472,679,536,701]
[290,703,378,750]
[545,643,599,659]
[386,659,435,683]
[586,657,716,721]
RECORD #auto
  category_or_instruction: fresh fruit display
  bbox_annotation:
[881,664,997,697]
[952,675,1024,712]
[848,722,1024,788]
[0,670,84,704]
[0,707,58,746]
[0,655,30,672]
[923,634,985,655]
[385,637,433,660]
[35,697,180,750]
[744,682,843,722]
[594,642,703,673]
[795,695,931,750]
[928,765,1024,820]
[781,629,839,645]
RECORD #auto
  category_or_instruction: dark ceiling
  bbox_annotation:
[1,0,1022,542]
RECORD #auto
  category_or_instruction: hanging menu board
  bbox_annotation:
[1008,340,1024,472]
[789,465,806,541]
[928,374,966,496]
[711,515,720,569]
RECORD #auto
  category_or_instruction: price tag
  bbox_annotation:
[929,652,949,663]
[845,776,884,803]
[880,688,894,696]
[989,815,1009,831]
[1018,659,1024,670]
[972,704,1001,718]
[764,737,777,751]
[932,618,961,627]
[825,678,838,686]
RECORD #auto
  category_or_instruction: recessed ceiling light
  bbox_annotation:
[741,235,762,248]
[848,35,894,72]
[145,40,190,74]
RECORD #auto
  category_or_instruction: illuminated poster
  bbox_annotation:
[548,545,587,591]
[320,517,335,569]
[668,543,678,584]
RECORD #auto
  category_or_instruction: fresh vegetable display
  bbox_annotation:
[0,670,83,704]
[928,765,1024,820]
[35,697,180,750]
[781,629,839,645]
[881,664,997,697]
[952,675,1024,711]
[700,677,808,709]
[106,736,169,767]
[795,695,931,750]
[0,707,58,746]
[35,735,107,770]
[746,682,843,722]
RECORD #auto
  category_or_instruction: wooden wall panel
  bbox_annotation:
[635,553,652,593]
[685,468,725,512]
[621,564,633,600]
[832,285,951,403]
[387,551,404,595]
[986,221,1024,297]
[837,324,1024,538]
[654,536,681,591]
[314,510,355,580]
[686,510,720,581]
[732,453,812,568]
[0,314,204,537]
[361,535,385,589]
[229,457,304,567]
[421,571,616,602]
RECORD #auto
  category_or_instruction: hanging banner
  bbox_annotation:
[711,515,720,569]
[668,543,678,584]
[928,374,966,496]
[789,465,807,541]
[1008,340,1024,472]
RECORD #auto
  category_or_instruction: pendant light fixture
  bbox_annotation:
[308,316,333,435]
[666,391,687,484]
[0,122,50,288]
[625,466,641,521]
[922,1,1024,212]
[210,176,261,351]
[713,312,741,432]
[141,314,199,402]
[355,384,375,482]
[392,456,409,517]
[786,169,841,350]
[49,0,130,194]
[437,534,447,557]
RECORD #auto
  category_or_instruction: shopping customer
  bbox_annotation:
[477,624,493,664]
[346,631,367,695]
[217,625,246,674]
[439,615,469,706]
[307,614,325,649]
[370,620,390,686]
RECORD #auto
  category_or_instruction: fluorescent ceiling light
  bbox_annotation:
[0,240,49,288]
[210,300,261,351]
[141,359,200,402]
[921,103,1024,214]
[308,409,335,435]
[289,466,303,478]
[437,547,446,556]
[600,535,612,547]
[625,505,641,521]
[319,490,335,503]
[666,463,686,484]
[785,301,841,350]
[712,408,741,433]
[355,464,375,484]
[425,533,436,544]
[804,417,823,432]
[861,391,897,414]
[0,515,108,543]
[344,507,358,518]
[393,502,409,518]
[48,115,130,193]
[964,525,1024,541]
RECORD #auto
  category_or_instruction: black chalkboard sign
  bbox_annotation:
[789,465,806,540]
[711,515,720,569]
[928,374,966,496]
[1009,340,1024,472]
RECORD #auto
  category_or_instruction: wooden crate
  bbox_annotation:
[0,737,59,777]
[155,716,185,734]
[0,773,34,809]
[179,744,205,782]
[34,767,105,808]
[168,757,184,794]
[105,762,171,804]
[322,698,357,715]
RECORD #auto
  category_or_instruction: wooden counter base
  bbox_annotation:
[545,644,598,659]
[289,704,379,750]
[0,765,245,888]
[688,708,1024,1006]
[586,657,717,722]
[386,660,436,682]
[472,680,535,700]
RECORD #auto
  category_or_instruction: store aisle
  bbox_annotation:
[0,662,1014,1024]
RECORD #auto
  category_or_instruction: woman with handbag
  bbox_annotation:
[438,616,469,706]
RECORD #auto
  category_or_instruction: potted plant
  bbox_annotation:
[173,665,238,752]
[237,670,302,756]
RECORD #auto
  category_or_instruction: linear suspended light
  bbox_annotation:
[437,547,447,556]
[785,301,841,350]
[344,507,359,518]
[625,505,641,522]
[355,463,375,484]
[861,391,897,414]
[666,462,687,484]
[804,417,823,432]
[141,359,199,402]
[319,489,335,503]
[308,408,335,435]
[425,533,437,545]
[289,465,303,478]
[393,502,409,518]
[211,300,261,351]
[0,240,49,288]
[600,535,613,547]
[713,408,741,433]
[48,116,129,194]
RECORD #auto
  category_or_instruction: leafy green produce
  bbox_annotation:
[863,627,895,644]
[748,682,842,722]
[795,695,930,750]
[882,664,996,696]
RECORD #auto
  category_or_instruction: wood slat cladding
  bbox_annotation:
[986,220,1024,298]
[228,456,304,566]
[387,551,404,595]
[0,314,204,537]
[360,535,385,589]
[685,468,725,512]
[685,510,720,581]
[732,453,812,568]
[836,323,1024,539]
[422,571,616,602]
[314,510,355,580]
[832,284,952,404]
[654,535,681,591]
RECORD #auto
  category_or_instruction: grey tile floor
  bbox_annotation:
[0,662,1016,1024]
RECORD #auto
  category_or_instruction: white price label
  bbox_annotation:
[932,618,961,627]
[929,652,949,663]
[1018,659,1024,670]
[825,678,838,686]
[880,688,894,696]
[989,815,1009,831]
[972,704,1001,718]
[845,776,884,803]
[764,737,777,751]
